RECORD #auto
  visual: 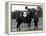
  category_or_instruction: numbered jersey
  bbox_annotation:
[23,12,27,17]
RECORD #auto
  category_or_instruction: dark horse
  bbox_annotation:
[16,9,32,31]
[31,8,39,30]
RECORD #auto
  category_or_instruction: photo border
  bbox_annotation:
[7,1,45,35]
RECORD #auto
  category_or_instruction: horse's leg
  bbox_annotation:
[27,23,31,31]
[34,22,38,30]
[34,24,36,30]
[19,26,21,31]
[28,19,32,31]
[17,23,19,31]
[29,23,31,31]
[37,24,38,29]
[27,23,30,31]
[36,23,38,29]
[17,22,21,31]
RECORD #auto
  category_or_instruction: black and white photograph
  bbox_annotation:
[11,4,43,32]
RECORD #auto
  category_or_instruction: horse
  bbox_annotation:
[15,10,32,31]
[31,8,39,30]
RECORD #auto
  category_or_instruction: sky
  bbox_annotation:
[12,5,37,12]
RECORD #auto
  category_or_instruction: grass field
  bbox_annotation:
[11,17,43,32]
